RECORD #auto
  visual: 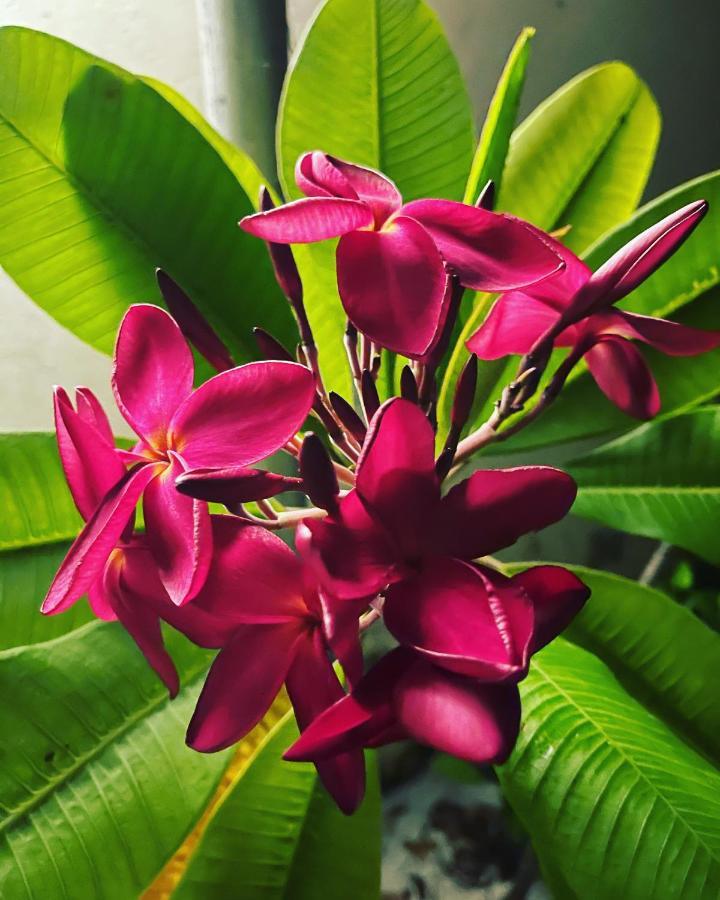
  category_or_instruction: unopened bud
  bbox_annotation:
[435,446,455,481]
[253,327,295,362]
[156,269,235,372]
[400,365,419,403]
[299,432,339,513]
[329,392,367,445]
[451,355,478,431]
[475,179,495,211]
[361,370,380,420]
[259,186,303,304]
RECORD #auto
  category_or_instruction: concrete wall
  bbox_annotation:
[1,0,717,431]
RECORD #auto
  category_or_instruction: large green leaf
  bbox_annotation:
[463,28,534,205]
[277,0,475,396]
[0,27,292,365]
[0,622,230,898]
[500,637,720,899]
[440,61,660,440]
[568,407,720,566]
[174,710,381,898]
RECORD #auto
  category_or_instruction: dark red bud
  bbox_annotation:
[156,269,235,372]
[451,355,478,431]
[400,365,419,403]
[253,326,295,363]
[475,179,495,211]
[435,446,455,481]
[361,369,380,420]
[299,432,339,513]
[259,186,303,304]
[329,392,367,445]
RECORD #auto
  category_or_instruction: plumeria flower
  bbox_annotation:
[184,516,367,815]
[298,398,587,678]
[468,200,720,418]
[42,304,315,613]
[239,151,564,358]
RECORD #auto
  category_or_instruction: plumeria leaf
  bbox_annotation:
[277,0,475,396]
[0,27,293,368]
[498,565,720,898]
[172,709,382,899]
[568,407,720,565]
[0,622,231,897]
[463,27,534,205]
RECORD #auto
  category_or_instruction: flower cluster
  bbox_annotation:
[44,151,719,813]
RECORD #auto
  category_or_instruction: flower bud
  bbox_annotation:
[299,432,340,513]
[361,370,380,420]
[329,392,367,445]
[400,365,419,403]
[475,179,495,211]
[253,327,295,363]
[259,186,303,305]
[451,355,478,432]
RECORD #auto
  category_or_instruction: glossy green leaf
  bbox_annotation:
[277,0,475,396]
[568,407,720,565]
[464,27,534,205]
[499,61,659,249]
[0,622,230,898]
[0,26,292,365]
[0,543,93,650]
[500,635,720,899]
[174,710,382,899]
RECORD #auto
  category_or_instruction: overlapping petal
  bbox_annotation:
[112,304,194,447]
[511,565,590,652]
[595,310,720,356]
[585,336,660,419]
[240,197,373,243]
[467,293,566,360]
[169,360,315,469]
[74,387,115,445]
[336,216,449,357]
[401,199,563,291]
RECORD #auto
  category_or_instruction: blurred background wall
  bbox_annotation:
[1,0,718,431]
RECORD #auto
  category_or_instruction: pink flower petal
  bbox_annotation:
[511,565,590,652]
[297,492,401,600]
[336,216,449,357]
[467,293,566,360]
[355,398,439,554]
[295,151,359,199]
[318,591,366,687]
[112,304,194,447]
[102,547,179,697]
[142,453,212,606]
[383,559,533,681]
[401,199,563,292]
[394,659,521,764]
[239,197,373,243]
[187,622,302,752]
[582,200,708,310]
[75,387,115,446]
[42,462,161,615]
[54,387,127,521]
[87,582,118,622]
[434,466,577,560]
[598,310,720,356]
[175,465,302,506]
[169,360,315,469]
[585,336,660,419]
[286,628,366,815]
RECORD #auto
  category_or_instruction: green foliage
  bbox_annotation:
[0,622,231,898]
[278,0,475,396]
[174,711,381,899]
[0,26,292,367]
[499,566,720,899]
[569,407,720,566]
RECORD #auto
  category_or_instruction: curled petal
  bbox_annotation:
[75,387,115,446]
[581,200,708,311]
[400,199,563,292]
[434,466,577,560]
[295,151,359,199]
[239,197,373,243]
[54,387,126,521]
[170,360,315,469]
[356,398,439,556]
[112,304,194,447]
[585,335,660,419]
[467,293,566,360]
[336,216,449,357]
[286,629,366,815]
[394,659,521,764]
[142,453,212,606]
[42,462,161,615]
[511,565,590,652]
[187,623,301,752]
[87,582,118,622]
[175,465,301,506]
[383,559,533,680]
[599,310,720,356]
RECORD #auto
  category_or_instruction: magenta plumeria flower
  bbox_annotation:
[239,151,564,358]
[184,516,366,814]
[468,200,720,418]
[42,304,315,613]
